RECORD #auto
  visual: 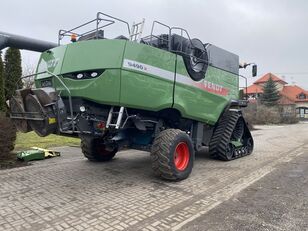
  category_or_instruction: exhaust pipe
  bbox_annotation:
[0,31,57,52]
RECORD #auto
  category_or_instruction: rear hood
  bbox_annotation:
[36,39,127,80]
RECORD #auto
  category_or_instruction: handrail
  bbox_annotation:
[170,27,193,46]
[47,71,75,133]
[58,12,131,45]
[97,12,131,36]
[150,21,171,51]
[147,21,207,67]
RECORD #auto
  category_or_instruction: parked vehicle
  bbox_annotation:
[1,12,256,181]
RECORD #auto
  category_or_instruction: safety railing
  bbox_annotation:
[141,21,210,67]
[58,12,131,45]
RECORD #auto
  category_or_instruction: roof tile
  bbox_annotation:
[253,73,288,85]
[244,84,263,94]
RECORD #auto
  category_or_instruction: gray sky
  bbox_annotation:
[1,0,307,89]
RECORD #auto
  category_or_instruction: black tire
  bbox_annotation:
[182,38,208,81]
[81,136,117,162]
[150,129,194,181]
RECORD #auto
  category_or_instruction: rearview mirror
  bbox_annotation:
[252,64,257,77]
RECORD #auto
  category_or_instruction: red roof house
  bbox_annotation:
[253,73,288,85]
[244,73,308,119]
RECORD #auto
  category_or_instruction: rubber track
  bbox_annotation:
[209,111,252,161]
[150,129,183,180]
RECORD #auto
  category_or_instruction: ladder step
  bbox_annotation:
[130,19,145,42]
[106,106,125,129]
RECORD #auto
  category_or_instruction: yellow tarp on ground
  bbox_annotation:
[31,147,61,158]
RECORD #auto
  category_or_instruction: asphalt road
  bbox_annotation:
[0,123,307,231]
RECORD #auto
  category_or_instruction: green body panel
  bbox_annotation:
[174,57,239,124]
[61,40,126,73]
[120,42,175,110]
[36,40,126,105]
[34,39,240,124]
[54,69,121,105]
[36,45,67,79]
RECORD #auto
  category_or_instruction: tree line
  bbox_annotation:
[0,48,22,113]
[0,48,21,161]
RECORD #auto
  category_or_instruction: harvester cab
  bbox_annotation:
[4,12,255,181]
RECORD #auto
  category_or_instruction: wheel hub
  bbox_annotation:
[174,142,190,171]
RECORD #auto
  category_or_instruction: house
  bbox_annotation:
[244,73,308,120]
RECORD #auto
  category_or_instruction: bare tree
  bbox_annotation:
[22,61,36,88]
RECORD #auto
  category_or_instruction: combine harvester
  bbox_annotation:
[0,12,257,181]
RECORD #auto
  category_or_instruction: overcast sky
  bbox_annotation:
[1,0,307,89]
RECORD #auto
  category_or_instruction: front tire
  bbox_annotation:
[150,129,194,181]
[81,136,117,162]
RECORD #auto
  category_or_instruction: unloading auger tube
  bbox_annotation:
[0,31,57,52]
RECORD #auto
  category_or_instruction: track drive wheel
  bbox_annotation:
[209,111,254,161]
[150,129,194,181]
[81,136,117,162]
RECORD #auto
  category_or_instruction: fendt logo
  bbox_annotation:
[194,80,229,96]
[46,58,59,69]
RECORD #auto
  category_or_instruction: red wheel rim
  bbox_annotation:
[174,142,190,171]
[96,144,113,156]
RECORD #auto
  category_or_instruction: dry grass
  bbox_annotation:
[15,132,80,151]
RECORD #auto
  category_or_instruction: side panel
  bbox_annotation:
[35,40,127,106]
[174,56,239,125]
[120,42,176,111]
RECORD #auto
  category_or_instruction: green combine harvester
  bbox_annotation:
[1,13,257,181]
